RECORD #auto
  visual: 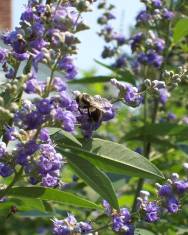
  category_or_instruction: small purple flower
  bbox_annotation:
[53,220,71,235]
[152,0,162,8]
[0,142,6,158]
[163,8,175,20]
[158,88,170,105]
[29,177,39,185]
[76,222,93,234]
[120,208,131,222]
[136,10,151,23]
[52,77,67,92]
[114,34,126,46]
[124,86,143,107]
[4,127,17,141]
[135,147,143,154]
[112,207,133,234]
[36,99,52,115]
[0,163,13,177]
[42,173,59,187]
[58,56,77,80]
[21,7,35,22]
[30,39,48,50]
[13,52,29,61]
[36,4,46,14]
[32,22,45,38]
[52,216,78,235]
[103,200,112,216]
[137,52,148,64]
[158,184,172,197]
[24,140,39,155]
[24,111,44,130]
[0,48,7,63]
[166,197,180,214]
[32,50,45,71]
[147,51,163,68]
[145,211,159,223]
[113,55,126,68]
[167,112,176,121]
[130,32,143,51]
[154,38,165,52]
[39,128,50,143]
[59,92,72,108]
[25,78,40,94]
[5,68,15,79]
[174,180,188,194]
[59,110,76,132]
[142,201,160,223]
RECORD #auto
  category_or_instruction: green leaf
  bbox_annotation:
[136,229,155,235]
[124,123,188,142]
[0,198,45,214]
[50,128,82,147]
[58,138,164,180]
[173,18,188,43]
[2,187,100,209]
[95,60,136,85]
[69,75,114,84]
[65,151,119,210]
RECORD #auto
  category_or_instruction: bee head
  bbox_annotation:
[73,90,81,97]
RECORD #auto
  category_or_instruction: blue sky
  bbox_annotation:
[13,0,143,73]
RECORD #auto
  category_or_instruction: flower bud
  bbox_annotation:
[140,190,150,201]
[183,163,188,173]
[171,173,179,182]
[144,79,151,87]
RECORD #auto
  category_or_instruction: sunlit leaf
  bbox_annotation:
[65,151,119,210]
[2,187,101,209]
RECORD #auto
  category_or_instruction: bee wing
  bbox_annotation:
[93,95,112,111]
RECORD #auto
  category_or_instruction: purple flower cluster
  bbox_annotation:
[103,200,134,235]
[52,215,92,235]
[137,191,160,223]
[11,128,64,187]
[137,0,175,25]
[111,79,143,107]
[1,1,80,78]
[130,31,165,68]
[100,164,188,234]
[136,170,188,224]
[0,141,14,177]
[156,171,188,214]
[0,0,103,188]
[97,2,126,69]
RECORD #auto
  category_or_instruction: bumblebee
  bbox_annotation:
[74,91,112,123]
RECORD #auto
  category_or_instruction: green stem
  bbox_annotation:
[132,92,150,212]
[131,0,174,212]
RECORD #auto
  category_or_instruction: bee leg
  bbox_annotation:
[87,108,92,119]
[78,107,83,114]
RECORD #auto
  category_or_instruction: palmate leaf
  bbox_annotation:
[2,187,100,210]
[64,151,119,210]
[57,138,164,180]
